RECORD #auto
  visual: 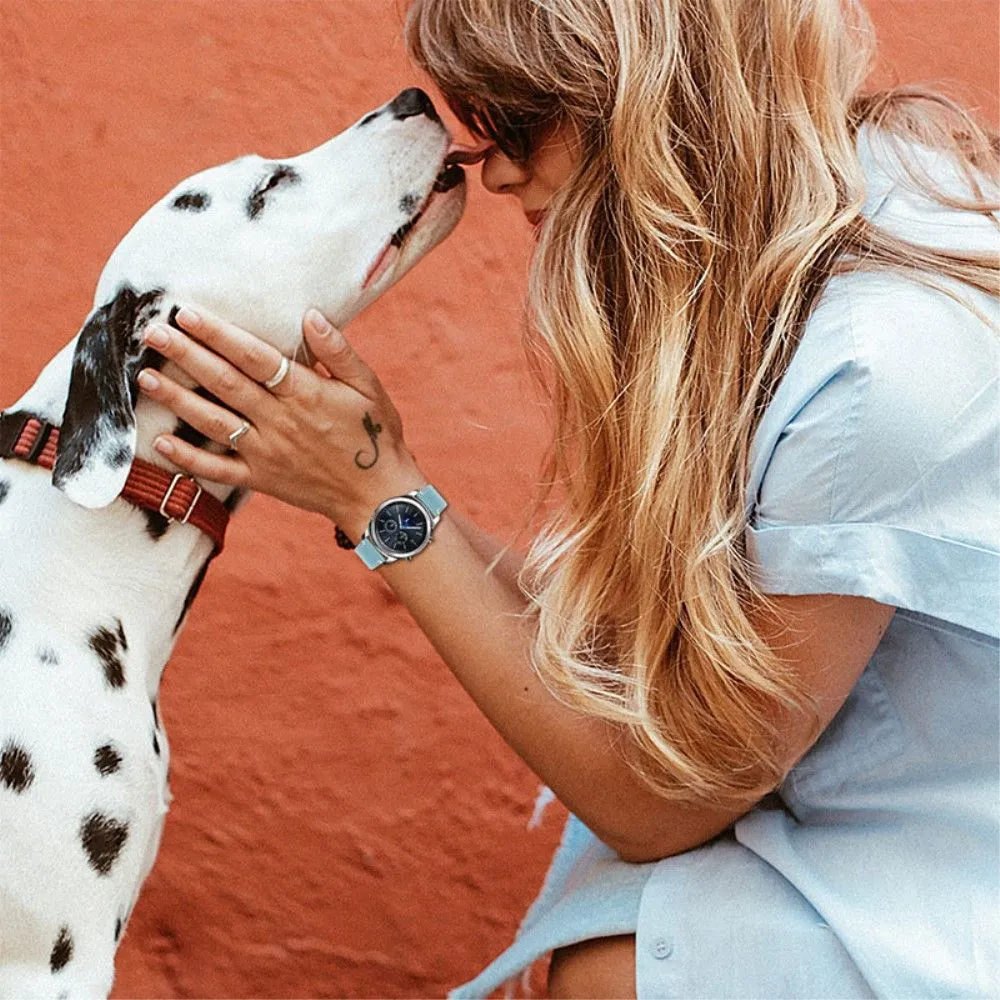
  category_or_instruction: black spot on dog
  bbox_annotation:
[94,744,123,776]
[247,164,301,221]
[0,741,34,793]
[80,812,129,876]
[223,487,246,512]
[399,192,420,215]
[173,555,213,634]
[170,190,211,212]
[358,111,379,128]
[116,619,128,651]
[0,480,9,505]
[152,731,160,756]
[0,608,11,652]
[151,698,159,728]
[174,419,209,451]
[109,444,131,468]
[143,509,172,541]
[50,926,73,972]
[88,623,126,689]
[38,646,59,665]
[141,345,168,371]
[115,917,123,942]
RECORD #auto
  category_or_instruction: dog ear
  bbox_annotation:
[53,284,164,509]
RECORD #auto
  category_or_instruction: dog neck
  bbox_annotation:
[11,337,245,505]
[1,353,238,681]
[3,289,263,672]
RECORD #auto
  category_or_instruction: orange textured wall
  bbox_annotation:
[1,2,996,997]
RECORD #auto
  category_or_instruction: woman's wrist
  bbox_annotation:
[326,447,428,543]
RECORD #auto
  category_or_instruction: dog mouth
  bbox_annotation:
[363,150,474,290]
[388,158,466,249]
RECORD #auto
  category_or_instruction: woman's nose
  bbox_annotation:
[480,147,531,195]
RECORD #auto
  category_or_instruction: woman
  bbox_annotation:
[134,0,998,995]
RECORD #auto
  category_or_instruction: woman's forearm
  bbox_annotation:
[337,480,744,863]
[446,508,527,593]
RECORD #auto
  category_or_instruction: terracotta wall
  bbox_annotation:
[1,2,995,997]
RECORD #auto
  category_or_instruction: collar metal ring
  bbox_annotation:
[263,355,291,390]
[228,420,251,450]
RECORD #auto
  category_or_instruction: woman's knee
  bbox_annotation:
[547,934,637,999]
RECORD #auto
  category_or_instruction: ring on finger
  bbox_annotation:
[263,355,291,391]
[228,420,252,451]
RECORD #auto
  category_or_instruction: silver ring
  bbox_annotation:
[228,420,252,450]
[263,355,291,390]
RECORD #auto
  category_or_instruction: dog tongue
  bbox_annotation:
[445,142,491,166]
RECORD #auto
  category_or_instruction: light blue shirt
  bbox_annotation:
[452,125,999,999]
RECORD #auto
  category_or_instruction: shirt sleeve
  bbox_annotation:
[744,270,999,638]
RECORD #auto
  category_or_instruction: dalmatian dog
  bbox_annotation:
[0,87,473,999]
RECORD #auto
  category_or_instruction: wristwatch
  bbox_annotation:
[354,484,448,570]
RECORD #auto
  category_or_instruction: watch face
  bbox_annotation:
[372,499,429,556]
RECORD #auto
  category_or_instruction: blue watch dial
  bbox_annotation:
[373,499,429,555]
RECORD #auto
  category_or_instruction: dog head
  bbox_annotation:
[51,87,467,508]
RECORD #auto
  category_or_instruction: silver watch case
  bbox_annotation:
[365,492,437,563]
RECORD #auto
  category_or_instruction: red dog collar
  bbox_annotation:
[0,411,229,552]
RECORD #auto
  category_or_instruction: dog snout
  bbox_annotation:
[388,87,440,123]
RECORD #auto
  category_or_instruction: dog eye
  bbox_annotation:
[246,164,301,220]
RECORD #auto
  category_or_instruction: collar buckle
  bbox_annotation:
[159,473,203,525]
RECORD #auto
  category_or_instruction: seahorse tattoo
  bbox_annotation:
[354,411,382,469]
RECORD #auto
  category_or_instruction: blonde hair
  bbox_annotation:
[405,0,1000,803]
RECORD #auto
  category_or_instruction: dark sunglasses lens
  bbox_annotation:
[471,105,536,162]
[499,117,538,162]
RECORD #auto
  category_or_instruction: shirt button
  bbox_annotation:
[651,936,674,959]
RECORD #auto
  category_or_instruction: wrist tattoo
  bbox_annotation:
[354,411,382,469]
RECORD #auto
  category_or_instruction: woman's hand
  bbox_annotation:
[136,306,425,540]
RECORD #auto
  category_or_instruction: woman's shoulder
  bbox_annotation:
[741,127,998,636]
[855,121,1000,254]
[748,260,998,565]
[772,123,999,421]
[760,263,997,472]
[815,265,997,389]
[746,261,998,635]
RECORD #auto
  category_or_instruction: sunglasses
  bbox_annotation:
[460,101,558,164]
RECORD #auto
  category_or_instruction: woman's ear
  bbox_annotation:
[53,284,164,509]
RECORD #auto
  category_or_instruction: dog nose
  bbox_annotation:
[389,88,440,123]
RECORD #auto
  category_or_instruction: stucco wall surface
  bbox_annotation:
[0,2,996,998]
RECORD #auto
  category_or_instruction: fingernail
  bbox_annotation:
[144,324,170,349]
[153,436,174,456]
[137,370,160,391]
[306,308,331,336]
[176,306,201,329]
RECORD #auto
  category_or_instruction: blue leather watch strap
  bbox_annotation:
[355,536,386,570]
[415,484,448,518]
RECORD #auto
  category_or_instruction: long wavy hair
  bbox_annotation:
[405,0,999,803]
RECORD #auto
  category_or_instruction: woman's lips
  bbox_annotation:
[525,210,547,226]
